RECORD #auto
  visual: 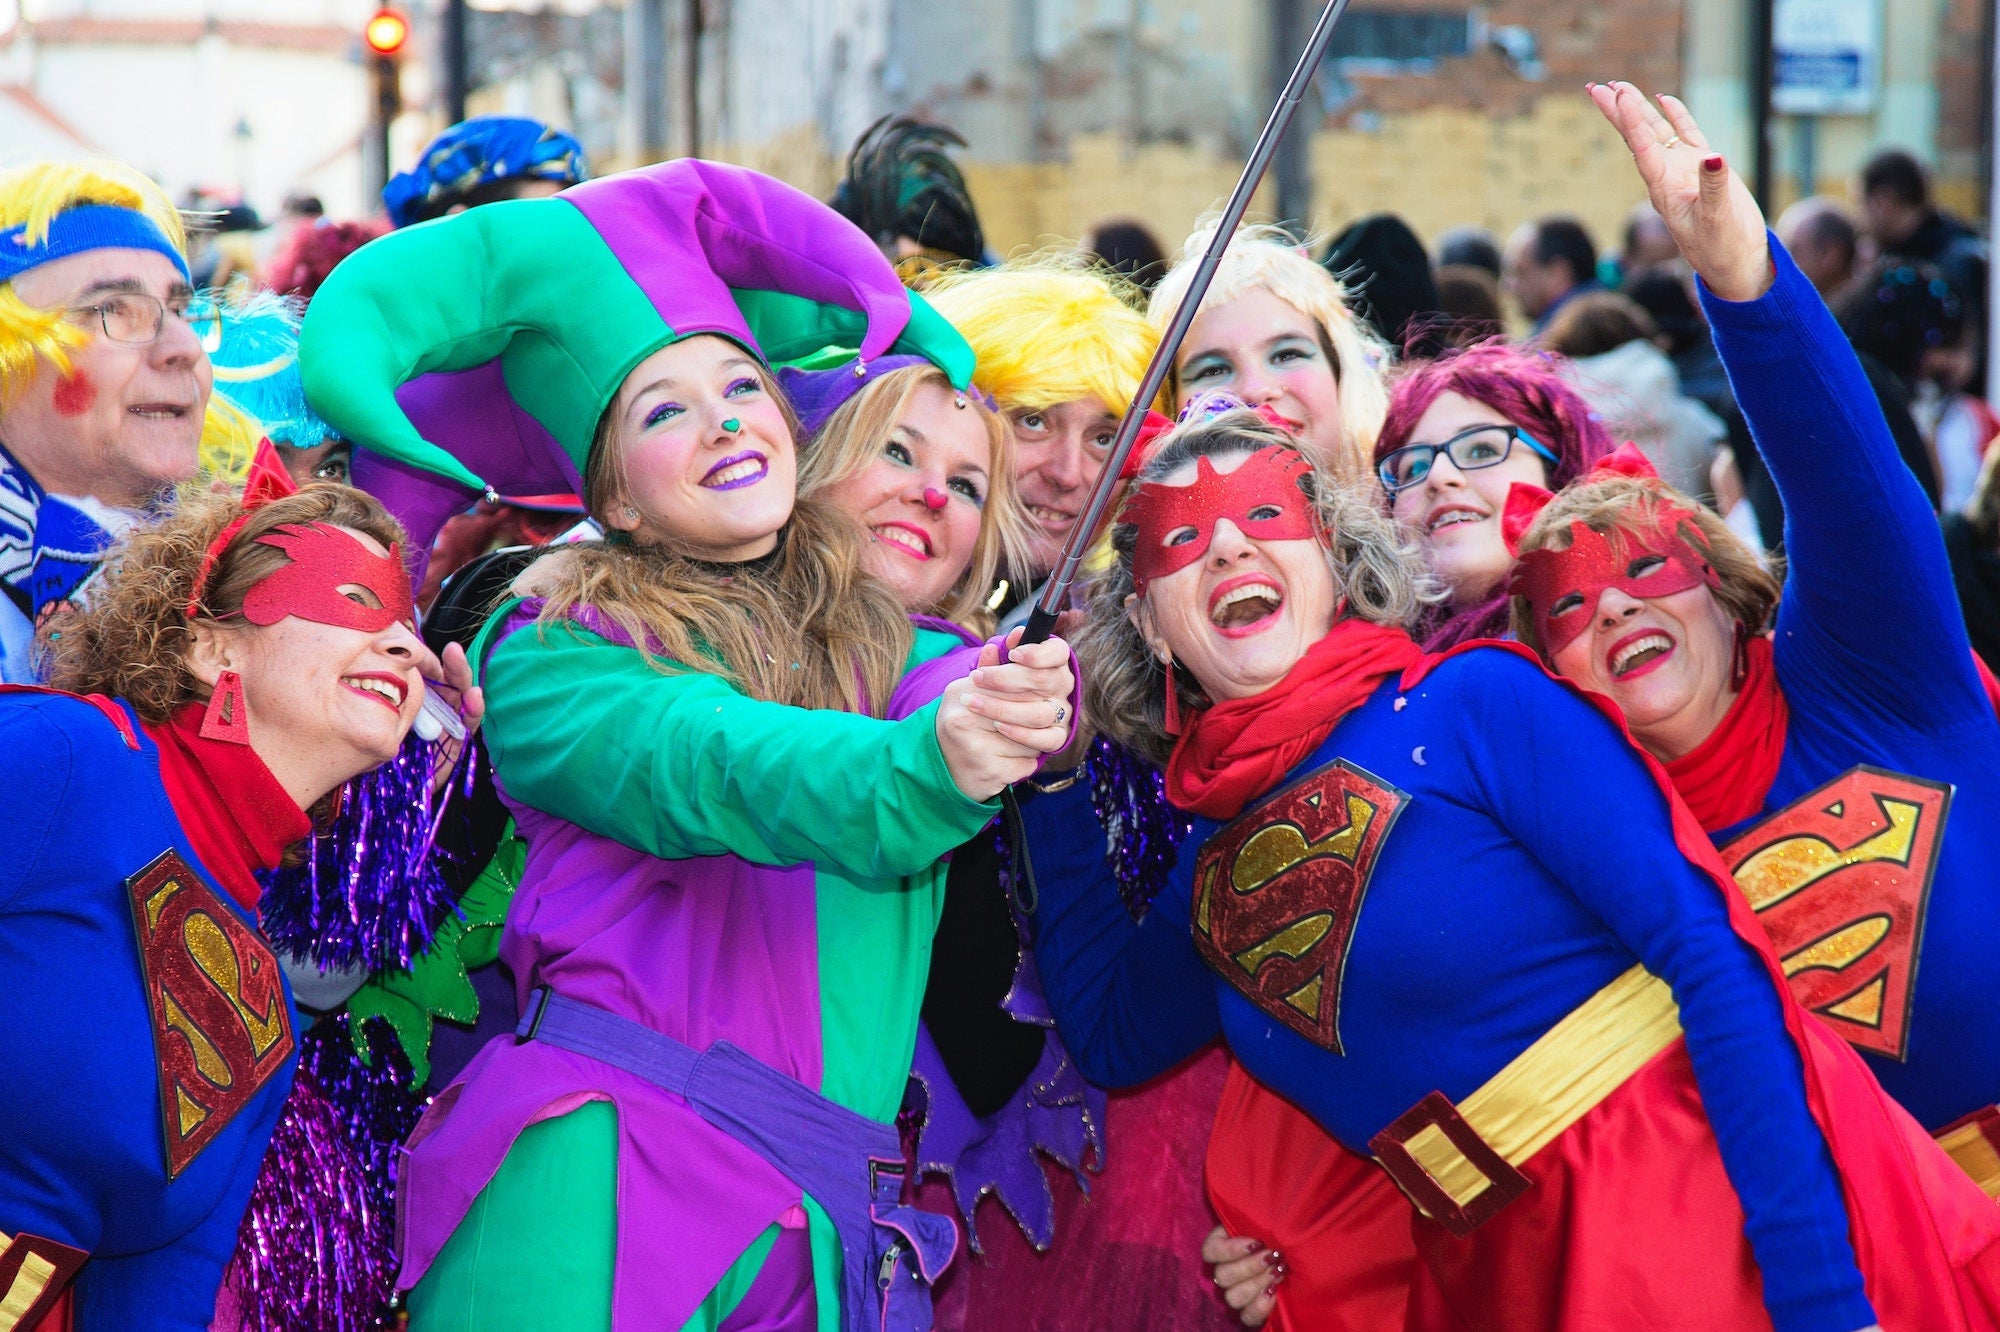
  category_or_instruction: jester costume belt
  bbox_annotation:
[514,989,955,1332]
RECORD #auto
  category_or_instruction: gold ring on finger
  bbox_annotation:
[1663,134,1683,149]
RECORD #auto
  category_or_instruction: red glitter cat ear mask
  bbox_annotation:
[1123,444,1318,594]
[185,438,415,631]
[1503,444,1719,655]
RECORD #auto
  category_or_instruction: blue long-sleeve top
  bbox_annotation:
[1701,239,2000,1129]
[0,692,296,1331]
[1026,646,1873,1332]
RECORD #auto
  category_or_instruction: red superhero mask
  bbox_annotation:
[1510,513,1719,655]
[1124,445,1318,594]
[240,523,414,632]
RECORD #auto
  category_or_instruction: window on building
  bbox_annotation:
[1325,9,1475,73]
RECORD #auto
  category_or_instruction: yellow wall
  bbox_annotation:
[651,93,1653,260]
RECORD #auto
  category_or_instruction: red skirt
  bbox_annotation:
[928,1045,1239,1332]
[1209,1036,2000,1331]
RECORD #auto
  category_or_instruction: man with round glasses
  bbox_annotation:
[0,158,211,681]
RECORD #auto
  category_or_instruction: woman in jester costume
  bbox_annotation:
[298,159,1079,1332]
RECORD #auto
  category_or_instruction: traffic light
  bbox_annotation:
[363,7,410,203]
[363,7,410,58]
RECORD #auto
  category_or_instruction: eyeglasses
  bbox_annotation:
[66,292,221,348]
[1377,423,1558,495]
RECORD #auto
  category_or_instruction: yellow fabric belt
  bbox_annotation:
[1936,1110,2000,1200]
[1371,965,1683,1235]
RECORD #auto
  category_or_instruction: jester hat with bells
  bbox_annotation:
[297,158,975,577]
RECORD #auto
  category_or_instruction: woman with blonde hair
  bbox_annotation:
[1151,221,1391,478]
[302,160,1075,1332]
[794,358,1025,635]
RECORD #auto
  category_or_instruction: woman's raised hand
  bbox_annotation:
[1587,80,1774,302]
[935,629,1077,802]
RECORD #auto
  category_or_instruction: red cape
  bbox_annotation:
[1203,640,2000,1332]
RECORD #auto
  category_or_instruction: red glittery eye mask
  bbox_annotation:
[1123,445,1318,594]
[1510,515,1719,655]
[240,524,414,632]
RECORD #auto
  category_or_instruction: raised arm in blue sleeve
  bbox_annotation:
[1700,234,1986,722]
[1456,650,1874,1332]
[1021,778,1221,1087]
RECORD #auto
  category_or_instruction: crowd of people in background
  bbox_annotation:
[3,78,1998,1332]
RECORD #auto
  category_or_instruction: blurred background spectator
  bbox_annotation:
[1084,219,1169,296]
[1435,225,1503,278]
[1323,212,1442,353]
[1432,263,1506,350]
[1541,290,1725,501]
[1504,215,1601,331]
[1775,198,1861,297]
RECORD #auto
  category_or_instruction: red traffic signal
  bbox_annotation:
[363,7,410,57]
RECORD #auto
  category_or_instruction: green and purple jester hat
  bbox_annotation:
[297,158,975,581]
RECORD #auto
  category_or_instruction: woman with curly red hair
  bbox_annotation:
[0,476,476,1331]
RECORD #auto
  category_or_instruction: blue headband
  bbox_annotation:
[0,204,190,285]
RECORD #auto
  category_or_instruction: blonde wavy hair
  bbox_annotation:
[798,363,1029,634]
[922,254,1162,417]
[1150,221,1391,480]
[39,483,405,721]
[533,356,914,716]
[1507,474,1783,657]
[0,159,187,403]
[1081,409,1440,767]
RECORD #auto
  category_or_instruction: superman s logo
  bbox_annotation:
[1192,760,1408,1053]
[126,849,294,1178]
[1718,765,1951,1061]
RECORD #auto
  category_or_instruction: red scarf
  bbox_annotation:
[143,702,311,910]
[1661,634,1788,832]
[1165,619,1424,821]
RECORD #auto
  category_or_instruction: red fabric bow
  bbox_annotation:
[187,438,299,616]
[1117,411,1179,481]
[1115,403,1298,482]
[1500,441,1659,556]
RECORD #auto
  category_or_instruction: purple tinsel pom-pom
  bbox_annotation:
[261,731,469,973]
[216,1072,397,1332]
[300,1015,429,1224]
[217,1015,429,1330]
[1084,736,1193,920]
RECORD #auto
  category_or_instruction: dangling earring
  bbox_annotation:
[201,669,251,744]
[1162,654,1184,736]
[1730,621,1751,691]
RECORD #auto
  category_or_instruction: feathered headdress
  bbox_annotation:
[831,116,985,264]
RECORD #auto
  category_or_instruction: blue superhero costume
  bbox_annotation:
[1691,239,2000,1133]
[0,692,300,1331]
[1024,645,1884,1331]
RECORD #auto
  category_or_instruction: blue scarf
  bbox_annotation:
[0,442,124,622]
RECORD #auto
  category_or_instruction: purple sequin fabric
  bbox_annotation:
[1084,736,1194,920]
[216,1017,424,1331]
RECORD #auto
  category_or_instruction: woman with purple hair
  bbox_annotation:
[1371,344,1615,648]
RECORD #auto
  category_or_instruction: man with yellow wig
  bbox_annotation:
[0,159,209,681]
[924,260,1159,625]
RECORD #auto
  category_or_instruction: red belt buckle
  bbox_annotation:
[1370,1090,1531,1238]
